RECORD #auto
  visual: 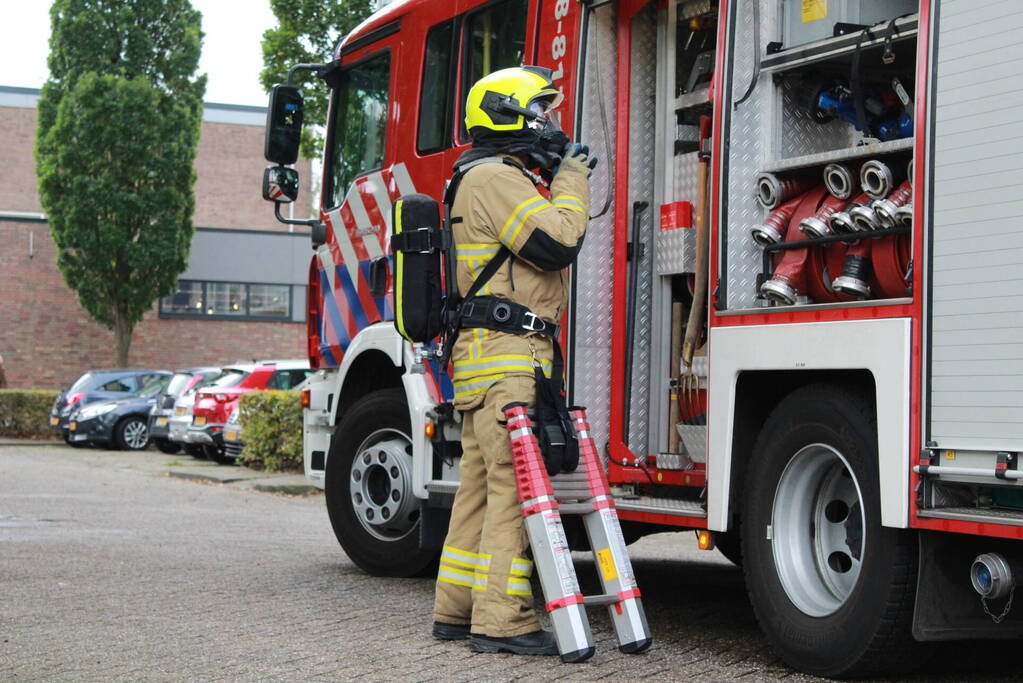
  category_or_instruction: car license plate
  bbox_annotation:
[69,421,77,431]
[156,417,169,426]
[194,416,206,425]
[175,407,186,416]
[50,416,59,425]
[224,429,238,442]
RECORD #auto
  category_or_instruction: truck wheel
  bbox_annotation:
[325,388,435,577]
[114,416,150,451]
[741,384,920,678]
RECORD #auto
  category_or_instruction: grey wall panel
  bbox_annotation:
[928,0,1023,451]
[181,229,311,285]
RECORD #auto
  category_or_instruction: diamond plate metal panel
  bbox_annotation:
[626,6,658,457]
[725,0,775,310]
[656,228,697,275]
[780,76,857,159]
[679,0,713,21]
[570,3,617,460]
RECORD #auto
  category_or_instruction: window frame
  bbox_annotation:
[322,48,394,212]
[158,279,296,322]
[416,18,460,155]
[456,0,532,145]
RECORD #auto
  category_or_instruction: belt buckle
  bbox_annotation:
[522,311,545,334]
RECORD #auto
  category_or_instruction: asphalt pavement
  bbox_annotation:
[1,444,1019,681]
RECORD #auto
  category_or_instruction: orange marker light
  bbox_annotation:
[300,388,311,409]
[697,530,715,551]
[425,422,436,438]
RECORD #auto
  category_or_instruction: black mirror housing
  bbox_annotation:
[262,165,299,203]
[264,84,304,165]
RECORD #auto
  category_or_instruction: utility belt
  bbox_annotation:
[459,296,561,340]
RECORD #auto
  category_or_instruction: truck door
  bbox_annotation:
[923,3,1023,471]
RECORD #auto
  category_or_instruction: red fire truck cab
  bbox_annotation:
[262,0,1023,676]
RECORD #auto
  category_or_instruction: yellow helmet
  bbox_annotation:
[464,66,564,134]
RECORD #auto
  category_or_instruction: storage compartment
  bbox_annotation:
[720,0,919,311]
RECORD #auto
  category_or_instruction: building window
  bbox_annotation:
[159,280,293,321]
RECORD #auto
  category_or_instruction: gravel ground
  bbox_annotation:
[0,445,1019,681]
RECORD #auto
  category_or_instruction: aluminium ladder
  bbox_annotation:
[502,403,653,663]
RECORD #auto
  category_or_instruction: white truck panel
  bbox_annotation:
[707,318,912,531]
[927,0,1023,452]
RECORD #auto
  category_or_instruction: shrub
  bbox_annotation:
[0,390,60,439]
[239,390,303,472]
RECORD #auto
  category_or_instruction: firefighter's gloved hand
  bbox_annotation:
[556,142,599,179]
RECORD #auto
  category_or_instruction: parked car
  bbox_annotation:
[66,374,172,450]
[51,369,172,444]
[190,359,311,463]
[179,365,255,459]
[167,385,205,458]
[222,405,243,461]
[148,367,221,454]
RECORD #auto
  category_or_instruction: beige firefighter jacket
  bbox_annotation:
[450,157,590,410]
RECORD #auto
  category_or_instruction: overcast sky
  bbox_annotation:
[0,0,279,107]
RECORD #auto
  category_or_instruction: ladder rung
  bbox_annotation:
[558,502,595,516]
[583,594,618,606]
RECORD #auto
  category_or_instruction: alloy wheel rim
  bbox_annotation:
[771,443,865,617]
[125,420,148,449]
[349,428,418,542]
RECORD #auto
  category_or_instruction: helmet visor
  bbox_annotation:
[526,97,563,131]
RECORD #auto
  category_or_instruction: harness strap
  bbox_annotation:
[460,296,560,339]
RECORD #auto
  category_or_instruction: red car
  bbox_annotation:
[189,360,311,462]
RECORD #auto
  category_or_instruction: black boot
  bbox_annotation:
[432,621,470,641]
[470,629,558,655]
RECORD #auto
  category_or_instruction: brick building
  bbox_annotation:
[0,85,316,389]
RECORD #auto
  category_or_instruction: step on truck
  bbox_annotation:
[260,0,1023,676]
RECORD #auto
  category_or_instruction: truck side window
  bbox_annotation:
[459,0,529,142]
[418,20,456,154]
[326,51,391,209]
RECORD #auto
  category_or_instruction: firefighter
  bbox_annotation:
[431,66,596,655]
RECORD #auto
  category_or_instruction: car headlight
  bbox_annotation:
[77,402,117,419]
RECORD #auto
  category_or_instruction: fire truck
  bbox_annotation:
[260,0,1023,676]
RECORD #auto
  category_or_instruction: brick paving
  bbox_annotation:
[0,445,1018,681]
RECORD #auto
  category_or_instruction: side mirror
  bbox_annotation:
[264,84,304,165]
[262,165,299,203]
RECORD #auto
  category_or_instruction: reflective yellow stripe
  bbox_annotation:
[553,195,586,213]
[442,545,491,569]
[510,558,533,576]
[500,196,550,245]
[438,567,488,590]
[506,576,532,596]
[456,242,501,258]
[453,374,503,399]
[393,199,408,340]
[453,354,552,379]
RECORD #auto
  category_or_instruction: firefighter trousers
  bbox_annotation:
[433,375,539,638]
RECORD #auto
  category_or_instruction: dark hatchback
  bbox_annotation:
[51,369,172,443]
[67,375,172,450]
[148,367,221,453]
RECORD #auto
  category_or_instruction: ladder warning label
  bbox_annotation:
[596,548,618,582]
[544,513,580,597]
[802,0,826,23]
[602,509,636,589]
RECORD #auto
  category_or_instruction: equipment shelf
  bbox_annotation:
[760,136,913,174]
[760,14,918,75]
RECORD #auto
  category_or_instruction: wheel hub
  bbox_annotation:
[125,421,147,449]
[349,429,417,541]
[771,444,866,617]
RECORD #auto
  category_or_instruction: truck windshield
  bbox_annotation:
[326,52,391,209]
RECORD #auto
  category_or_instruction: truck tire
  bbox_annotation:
[741,384,921,678]
[114,416,150,451]
[325,388,435,577]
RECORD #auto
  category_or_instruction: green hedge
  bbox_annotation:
[0,390,60,439]
[238,390,303,472]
